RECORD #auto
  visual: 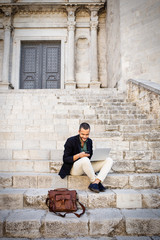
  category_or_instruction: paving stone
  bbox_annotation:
[104,174,129,189]
[140,189,160,208]
[135,161,160,173]
[115,237,151,240]
[112,161,135,172]
[5,209,45,238]
[0,189,24,210]
[13,150,50,160]
[68,176,90,190]
[123,151,152,160]
[122,209,160,235]
[0,210,10,237]
[89,208,125,236]
[0,174,12,188]
[34,161,50,173]
[129,174,158,189]
[41,211,88,238]
[113,189,142,208]
[13,175,37,188]
[24,189,48,209]
[37,175,53,188]
[88,190,116,208]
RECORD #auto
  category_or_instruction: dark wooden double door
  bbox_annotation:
[20,41,61,89]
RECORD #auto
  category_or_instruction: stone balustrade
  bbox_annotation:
[127,79,160,119]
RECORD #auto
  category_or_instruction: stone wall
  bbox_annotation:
[0,40,3,82]
[106,0,121,88]
[119,0,160,89]
[106,0,160,90]
[127,79,160,120]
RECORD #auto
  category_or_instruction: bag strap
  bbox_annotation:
[46,198,85,218]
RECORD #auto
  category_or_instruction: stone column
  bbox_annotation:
[0,7,12,90]
[65,7,76,89]
[90,8,100,88]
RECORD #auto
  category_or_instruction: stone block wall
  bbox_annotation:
[0,40,3,82]
[106,0,121,88]
[127,79,160,119]
[120,0,160,89]
[106,0,160,90]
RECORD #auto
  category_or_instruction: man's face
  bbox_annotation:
[79,128,90,142]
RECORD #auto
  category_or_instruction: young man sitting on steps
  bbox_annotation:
[59,122,113,193]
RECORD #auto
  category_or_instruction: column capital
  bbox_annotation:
[1,7,12,17]
[3,15,13,31]
[66,6,76,20]
[90,21,98,31]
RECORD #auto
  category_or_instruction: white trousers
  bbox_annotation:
[70,157,113,183]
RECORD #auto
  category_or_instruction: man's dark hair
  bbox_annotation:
[79,122,90,131]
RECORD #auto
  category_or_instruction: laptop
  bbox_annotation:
[90,148,111,162]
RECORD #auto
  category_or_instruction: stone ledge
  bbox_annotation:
[0,188,160,210]
[128,79,160,95]
[1,208,160,238]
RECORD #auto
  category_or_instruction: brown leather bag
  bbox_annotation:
[46,188,85,218]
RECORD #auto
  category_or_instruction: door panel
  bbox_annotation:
[20,41,61,89]
[42,42,61,89]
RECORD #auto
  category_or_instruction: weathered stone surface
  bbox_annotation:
[140,189,160,208]
[151,237,160,240]
[41,211,88,238]
[52,174,67,189]
[0,174,12,188]
[122,209,160,235]
[34,161,50,173]
[112,161,135,172]
[37,175,53,188]
[24,189,48,209]
[5,209,45,238]
[76,191,88,209]
[13,150,50,160]
[114,189,142,209]
[104,174,129,189]
[68,176,90,190]
[0,189,24,210]
[123,151,152,160]
[135,160,160,173]
[50,161,62,173]
[115,237,151,240]
[129,174,157,189]
[13,175,37,188]
[130,141,148,151]
[88,190,116,208]
[0,210,10,237]
[89,208,125,236]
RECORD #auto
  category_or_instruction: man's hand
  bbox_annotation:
[79,151,90,158]
[73,151,90,161]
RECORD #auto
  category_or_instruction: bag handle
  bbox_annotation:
[46,198,85,218]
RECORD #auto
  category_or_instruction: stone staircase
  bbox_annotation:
[0,88,160,239]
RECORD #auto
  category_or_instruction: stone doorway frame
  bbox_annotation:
[11,36,66,90]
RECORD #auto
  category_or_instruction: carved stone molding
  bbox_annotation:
[67,21,76,31]
[1,7,12,17]
[90,21,98,30]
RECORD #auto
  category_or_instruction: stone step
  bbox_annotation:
[0,188,159,210]
[1,159,160,174]
[0,172,159,190]
[0,208,160,238]
[0,237,158,240]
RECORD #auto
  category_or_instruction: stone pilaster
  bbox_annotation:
[65,7,76,89]
[89,8,100,88]
[0,7,12,90]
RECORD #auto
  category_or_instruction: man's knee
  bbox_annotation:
[81,157,91,166]
[105,157,113,166]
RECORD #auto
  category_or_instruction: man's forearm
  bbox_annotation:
[73,153,80,162]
